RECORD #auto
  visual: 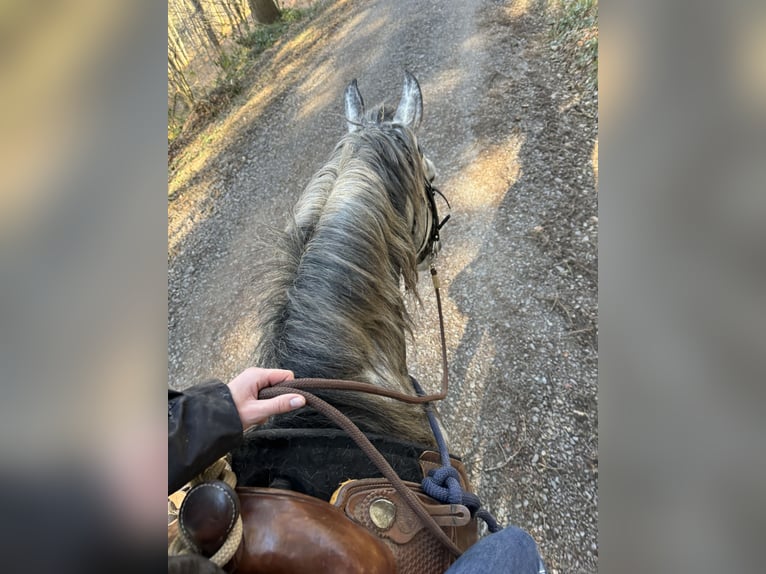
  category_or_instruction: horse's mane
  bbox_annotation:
[253,115,435,445]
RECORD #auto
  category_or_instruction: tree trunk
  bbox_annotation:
[248,0,280,24]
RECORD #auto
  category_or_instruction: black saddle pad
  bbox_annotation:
[230,428,433,501]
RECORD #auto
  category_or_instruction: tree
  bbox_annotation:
[248,0,280,24]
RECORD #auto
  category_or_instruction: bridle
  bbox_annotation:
[415,178,451,265]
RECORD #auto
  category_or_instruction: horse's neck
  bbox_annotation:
[255,157,435,445]
[290,206,409,388]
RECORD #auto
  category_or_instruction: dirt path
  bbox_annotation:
[168,1,598,572]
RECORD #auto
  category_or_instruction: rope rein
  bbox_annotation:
[405,270,501,533]
[412,376,502,534]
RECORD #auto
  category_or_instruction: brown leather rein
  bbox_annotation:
[258,267,463,556]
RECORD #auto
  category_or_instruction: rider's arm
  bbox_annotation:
[168,381,243,494]
[168,368,305,494]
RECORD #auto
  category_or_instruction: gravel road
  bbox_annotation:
[168,1,598,571]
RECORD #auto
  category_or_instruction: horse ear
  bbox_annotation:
[393,71,423,130]
[344,79,365,132]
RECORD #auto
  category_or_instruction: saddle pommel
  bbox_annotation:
[179,480,240,557]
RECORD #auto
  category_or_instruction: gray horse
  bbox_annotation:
[252,72,441,449]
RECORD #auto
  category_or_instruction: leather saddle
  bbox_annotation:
[169,451,478,574]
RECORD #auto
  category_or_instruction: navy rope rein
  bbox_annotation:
[410,376,502,533]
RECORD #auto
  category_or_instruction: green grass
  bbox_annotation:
[214,46,248,97]
[551,0,598,90]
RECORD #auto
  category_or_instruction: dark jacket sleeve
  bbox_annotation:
[168,380,244,494]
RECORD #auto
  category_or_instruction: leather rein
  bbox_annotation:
[258,266,463,556]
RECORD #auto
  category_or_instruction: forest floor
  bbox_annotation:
[168,0,598,571]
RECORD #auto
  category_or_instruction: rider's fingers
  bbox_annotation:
[244,393,305,427]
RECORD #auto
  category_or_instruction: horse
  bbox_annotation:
[247,71,441,449]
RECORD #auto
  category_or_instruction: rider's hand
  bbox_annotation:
[227,367,306,431]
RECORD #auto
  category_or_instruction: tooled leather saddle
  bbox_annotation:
[169,429,478,573]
